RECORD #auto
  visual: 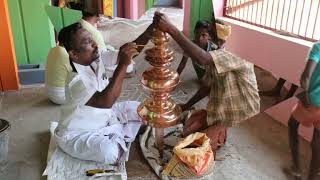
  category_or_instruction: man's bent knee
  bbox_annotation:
[101,143,121,164]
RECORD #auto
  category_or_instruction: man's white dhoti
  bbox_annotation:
[56,101,141,164]
[54,59,142,164]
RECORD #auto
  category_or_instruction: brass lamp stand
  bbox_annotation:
[137,27,182,158]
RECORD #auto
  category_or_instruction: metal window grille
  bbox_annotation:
[224,0,320,42]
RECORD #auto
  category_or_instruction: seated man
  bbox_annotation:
[78,10,133,74]
[69,1,135,74]
[287,41,320,180]
[59,1,107,50]
[154,12,260,150]
[45,37,72,105]
[54,22,152,164]
[45,7,152,104]
[44,11,117,105]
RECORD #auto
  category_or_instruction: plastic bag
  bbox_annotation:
[162,132,214,177]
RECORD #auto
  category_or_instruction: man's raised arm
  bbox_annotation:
[153,12,212,65]
[86,43,139,108]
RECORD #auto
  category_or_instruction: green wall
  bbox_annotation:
[145,0,157,11]
[189,0,213,39]
[7,0,55,65]
[45,6,82,33]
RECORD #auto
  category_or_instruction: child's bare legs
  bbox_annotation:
[308,128,320,180]
[288,116,302,180]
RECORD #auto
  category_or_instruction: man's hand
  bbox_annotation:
[119,43,139,66]
[145,22,155,36]
[201,124,227,151]
[183,110,208,136]
[153,11,175,33]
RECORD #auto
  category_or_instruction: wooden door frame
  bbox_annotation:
[0,0,19,91]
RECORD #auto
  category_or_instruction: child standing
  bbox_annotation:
[288,41,320,180]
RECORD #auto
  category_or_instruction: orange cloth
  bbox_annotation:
[169,132,214,176]
[292,101,320,129]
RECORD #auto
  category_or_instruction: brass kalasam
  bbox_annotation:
[137,28,182,128]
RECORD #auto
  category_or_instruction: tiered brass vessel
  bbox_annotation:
[137,27,182,156]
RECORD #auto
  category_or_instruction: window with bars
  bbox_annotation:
[224,0,320,41]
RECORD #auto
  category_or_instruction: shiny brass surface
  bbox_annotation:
[145,48,174,67]
[141,67,179,92]
[137,27,182,129]
[137,27,182,158]
[137,98,181,128]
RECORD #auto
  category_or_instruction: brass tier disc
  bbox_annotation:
[151,29,169,45]
[145,47,174,67]
[137,98,182,128]
[141,67,179,93]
